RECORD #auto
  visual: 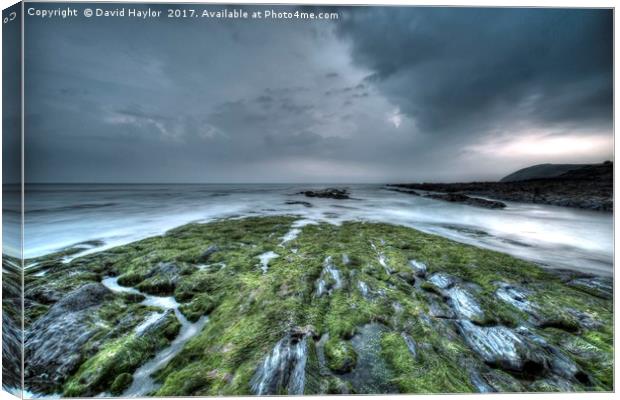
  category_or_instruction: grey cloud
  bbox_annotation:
[22,5,613,183]
[336,8,612,135]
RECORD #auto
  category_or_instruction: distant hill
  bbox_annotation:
[500,162,611,182]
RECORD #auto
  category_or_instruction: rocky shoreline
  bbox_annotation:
[386,188,507,209]
[22,216,612,396]
[389,162,613,212]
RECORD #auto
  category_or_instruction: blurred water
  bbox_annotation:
[24,184,613,276]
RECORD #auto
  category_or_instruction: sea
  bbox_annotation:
[22,183,613,276]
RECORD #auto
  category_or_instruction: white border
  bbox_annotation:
[0,1,616,400]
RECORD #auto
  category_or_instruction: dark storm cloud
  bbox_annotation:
[335,7,612,134]
[23,5,612,183]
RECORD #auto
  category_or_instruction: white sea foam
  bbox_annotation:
[257,251,279,274]
[100,276,209,396]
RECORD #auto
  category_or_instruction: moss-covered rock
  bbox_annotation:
[62,312,180,397]
[179,294,220,322]
[117,271,145,287]
[22,216,612,396]
[110,373,133,395]
[326,376,353,394]
[324,338,357,373]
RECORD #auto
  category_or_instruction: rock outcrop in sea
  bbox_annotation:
[297,188,350,200]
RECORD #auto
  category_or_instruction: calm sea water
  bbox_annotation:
[24,184,613,276]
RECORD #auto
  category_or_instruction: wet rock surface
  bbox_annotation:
[136,262,182,295]
[407,266,606,391]
[495,283,534,313]
[409,259,427,277]
[23,216,613,396]
[250,330,310,395]
[25,283,113,392]
[457,321,547,372]
[315,256,343,297]
[568,276,613,299]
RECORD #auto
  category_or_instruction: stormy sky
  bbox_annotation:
[24,5,613,183]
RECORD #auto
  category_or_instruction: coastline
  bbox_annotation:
[21,184,614,276]
[389,162,613,212]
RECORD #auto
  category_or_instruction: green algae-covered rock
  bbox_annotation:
[324,338,357,373]
[22,216,613,396]
[62,311,181,397]
[110,373,133,395]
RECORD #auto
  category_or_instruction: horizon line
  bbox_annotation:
[14,180,500,185]
[18,181,395,185]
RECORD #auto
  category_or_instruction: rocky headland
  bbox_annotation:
[389,161,613,211]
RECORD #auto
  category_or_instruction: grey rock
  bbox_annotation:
[549,350,580,381]
[315,257,343,298]
[53,282,111,312]
[401,332,417,359]
[250,332,309,395]
[516,327,584,383]
[457,320,549,373]
[357,280,371,299]
[495,283,533,313]
[26,286,62,305]
[297,188,350,200]
[469,370,494,393]
[568,276,612,299]
[25,283,112,392]
[428,273,456,290]
[564,308,602,330]
[409,259,427,277]
[145,261,179,278]
[446,286,484,320]
[145,261,182,286]
[428,298,456,319]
